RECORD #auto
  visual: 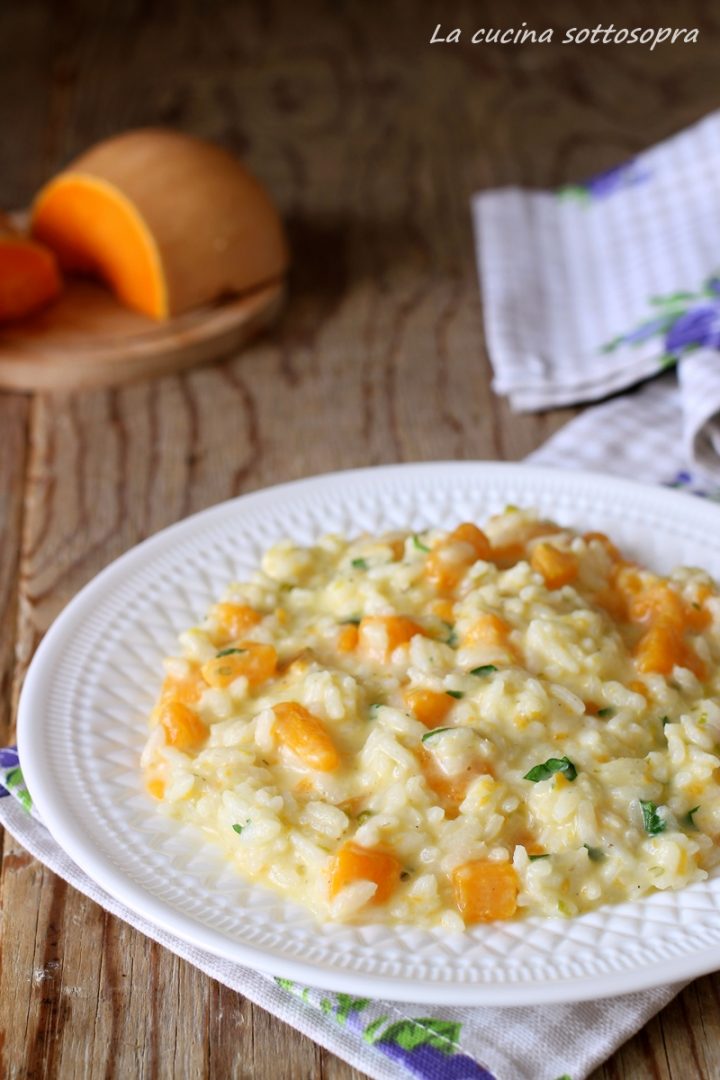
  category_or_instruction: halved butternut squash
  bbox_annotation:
[31,129,288,319]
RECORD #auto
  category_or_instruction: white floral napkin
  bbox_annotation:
[473,109,720,485]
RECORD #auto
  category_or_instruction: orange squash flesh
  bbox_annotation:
[452,860,518,923]
[210,602,262,644]
[201,642,277,689]
[530,542,579,589]
[462,613,512,648]
[31,128,289,320]
[329,842,402,904]
[358,615,426,662]
[158,701,209,751]
[0,212,62,322]
[426,523,492,593]
[272,701,340,771]
[403,688,454,728]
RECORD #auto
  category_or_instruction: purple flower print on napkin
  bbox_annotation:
[274,982,497,1080]
[603,274,720,367]
[0,746,32,810]
[558,159,649,202]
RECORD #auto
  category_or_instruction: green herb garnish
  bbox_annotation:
[584,844,606,862]
[412,535,430,552]
[529,853,550,861]
[216,647,246,657]
[470,664,498,677]
[446,690,464,700]
[661,716,671,728]
[524,757,577,783]
[597,707,615,719]
[351,558,368,570]
[445,628,459,648]
[640,800,666,836]
[356,810,373,824]
[685,806,700,829]
[341,616,361,626]
[232,821,250,835]
[421,726,455,743]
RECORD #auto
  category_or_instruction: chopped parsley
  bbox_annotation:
[421,726,455,743]
[470,664,498,677]
[412,535,430,552]
[351,557,368,570]
[341,616,361,626]
[216,647,246,657]
[524,756,577,783]
[446,690,464,699]
[640,800,666,836]
[232,821,251,835]
[661,716,671,728]
[685,806,701,829]
[529,853,550,861]
[584,844,606,863]
[356,810,373,824]
[368,703,382,717]
[445,627,459,648]
[597,707,615,719]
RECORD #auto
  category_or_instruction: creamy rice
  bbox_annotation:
[142,508,720,926]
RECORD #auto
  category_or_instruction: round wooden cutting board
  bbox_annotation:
[0,276,285,392]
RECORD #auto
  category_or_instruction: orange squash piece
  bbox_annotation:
[160,666,205,706]
[530,542,578,589]
[583,531,622,562]
[329,842,402,904]
[0,211,61,322]
[426,523,492,593]
[489,520,562,569]
[211,602,262,644]
[337,624,359,653]
[358,615,426,662]
[159,701,209,751]
[202,642,277,688]
[31,129,289,320]
[146,777,166,800]
[628,582,685,630]
[451,860,518,923]
[418,747,493,816]
[403,688,454,728]
[462,613,511,648]
[634,624,706,680]
[273,701,340,771]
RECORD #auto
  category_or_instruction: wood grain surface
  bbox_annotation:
[2,0,720,1076]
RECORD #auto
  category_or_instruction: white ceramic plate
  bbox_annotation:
[18,462,720,1005]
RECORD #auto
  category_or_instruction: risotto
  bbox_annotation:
[141,508,720,928]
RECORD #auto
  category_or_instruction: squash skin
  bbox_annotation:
[0,212,62,322]
[30,129,289,320]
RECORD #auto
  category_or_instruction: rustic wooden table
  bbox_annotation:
[2,1,720,1076]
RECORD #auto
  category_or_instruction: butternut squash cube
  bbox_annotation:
[329,842,401,904]
[451,859,518,923]
[273,701,340,771]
